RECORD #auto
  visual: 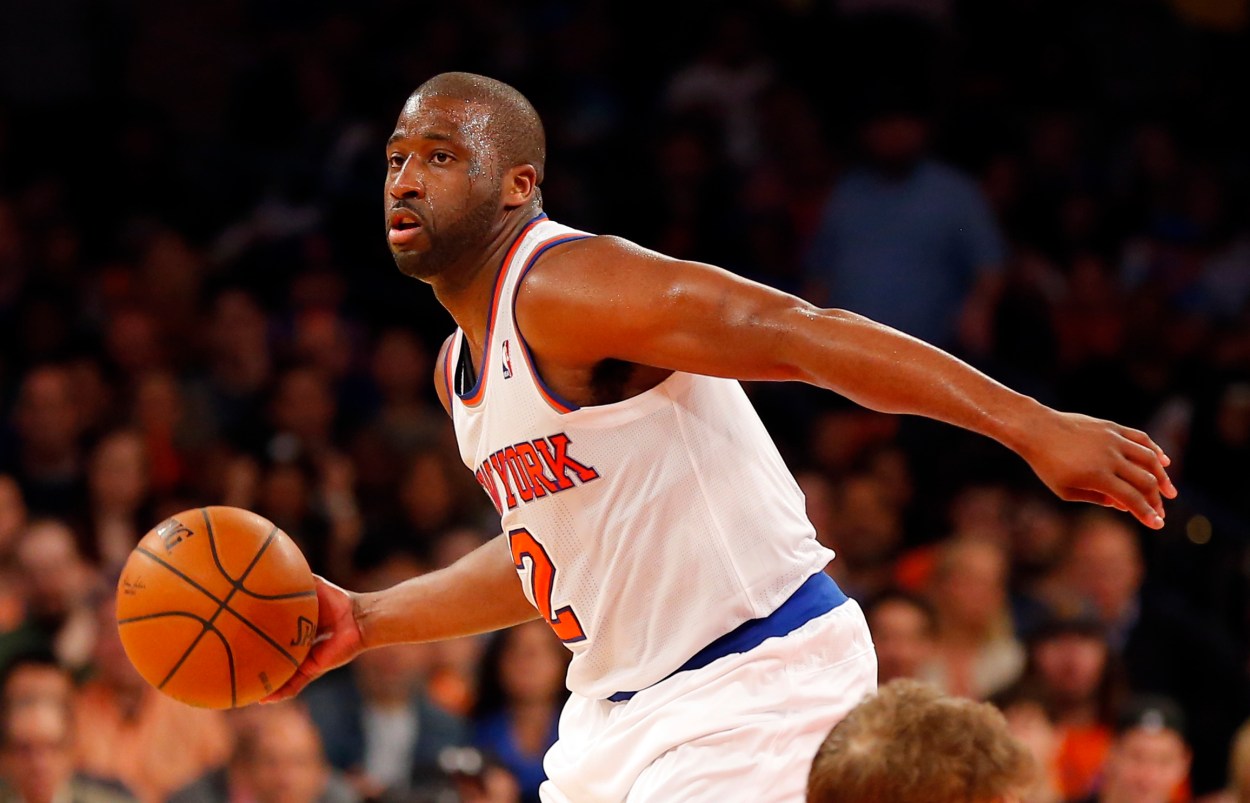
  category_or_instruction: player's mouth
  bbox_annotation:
[387,209,425,247]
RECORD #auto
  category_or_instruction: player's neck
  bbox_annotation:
[430,207,539,346]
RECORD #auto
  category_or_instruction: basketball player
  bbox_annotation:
[266,73,1175,801]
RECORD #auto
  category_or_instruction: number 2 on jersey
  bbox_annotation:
[508,527,587,643]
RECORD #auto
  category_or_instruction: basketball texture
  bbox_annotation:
[115,506,318,709]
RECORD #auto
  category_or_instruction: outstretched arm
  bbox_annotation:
[518,236,1176,528]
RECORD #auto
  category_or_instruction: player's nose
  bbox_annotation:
[388,159,425,200]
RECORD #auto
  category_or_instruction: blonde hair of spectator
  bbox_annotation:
[807,679,1034,803]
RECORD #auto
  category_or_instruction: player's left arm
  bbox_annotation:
[518,236,1176,529]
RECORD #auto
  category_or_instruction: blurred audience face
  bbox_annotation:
[15,521,91,620]
[237,706,329,803]
[950,486,1012,545]
[133,372,185,435]
[1066,516,1143,624]
[271,368,335,444]
[432,528,488,570]
[0,702,76,803]
[499,621,568,707]
[293,310,353,382]
[932,539,1009,635]
[371,329,429,403]
[14,367,81,464]
[399,451,456,532]
[1011,498,1068,579]
[88,431,149,512]
[861,114,929,174]
[1100,728,1190,803]
[105,308,163,377]
[1032,633,1107,709]
[259,464,310,526]
[0,475,27,558]
[210,290,269,363]
[90,596,145,692]
[353,643,432,708]
[2,662,73,708]
[867,597,935,683]
[830,474,901,567]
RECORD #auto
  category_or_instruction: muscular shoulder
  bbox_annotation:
[514,234,664,365]
[518,234,658,300]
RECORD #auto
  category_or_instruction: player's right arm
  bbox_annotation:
[264,533,539,702]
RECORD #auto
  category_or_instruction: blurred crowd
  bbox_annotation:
[1,1,1249,802]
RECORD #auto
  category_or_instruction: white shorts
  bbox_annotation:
[540,598,877,802]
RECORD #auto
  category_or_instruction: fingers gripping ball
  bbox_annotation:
[115,507,319,709]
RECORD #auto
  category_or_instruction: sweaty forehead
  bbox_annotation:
[391,94,493,146]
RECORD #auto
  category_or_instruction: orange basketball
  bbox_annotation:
[115,506,318,709]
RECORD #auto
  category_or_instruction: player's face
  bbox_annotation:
[384,94,501,281]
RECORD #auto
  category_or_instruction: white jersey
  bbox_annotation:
[444,215,833,699]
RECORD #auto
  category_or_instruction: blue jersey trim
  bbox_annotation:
[606,572,849,703]
[511,233,593,413]
[456,213,548,404]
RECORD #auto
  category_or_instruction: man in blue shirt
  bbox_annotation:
[805,104,1005,354]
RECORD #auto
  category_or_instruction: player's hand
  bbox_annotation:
[1020,411,1177,529]
[261,575,364,703]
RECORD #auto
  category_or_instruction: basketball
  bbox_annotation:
[115,506,319,709]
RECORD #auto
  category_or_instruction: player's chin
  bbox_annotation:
[391,250,436,280]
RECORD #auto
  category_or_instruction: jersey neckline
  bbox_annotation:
[455,213,548,405]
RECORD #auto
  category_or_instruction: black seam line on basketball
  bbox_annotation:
[207,623,238,707]
[201,511,310,599]
[153,527,273,690]
[118,611,214,626]
[117,613,238,706]
[201,507,244,585]
[134,547,301,667]
[157,580,242,690]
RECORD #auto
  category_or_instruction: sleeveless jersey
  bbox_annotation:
[444,215,834,699]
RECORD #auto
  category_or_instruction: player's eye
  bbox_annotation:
[387,154,405,169]
[430,151,454,165]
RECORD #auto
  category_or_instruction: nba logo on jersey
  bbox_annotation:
[502,339,513,379]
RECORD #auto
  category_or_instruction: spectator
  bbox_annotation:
[1065,512,1249,792]
[807,679,1034,803]
[923,538,1025,699]
[302,560,467,802]
[0,520,98,675]
[804,97,1006,354]
[472,621,571,803]
[73,597,231,803]
[1073,696,1192,803]
[82,431,153,573]
[5,367,86,518]
[0,699,136,803]
[1012,605,1127,801]
[822,473,904,601]
[169,703,358,803]
[863,590,936,684]
[0,652,71,709]
[664,9,775,169]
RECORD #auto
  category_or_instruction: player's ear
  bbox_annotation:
[501,164,538,209]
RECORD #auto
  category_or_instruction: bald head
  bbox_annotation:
[411,72,546,183]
